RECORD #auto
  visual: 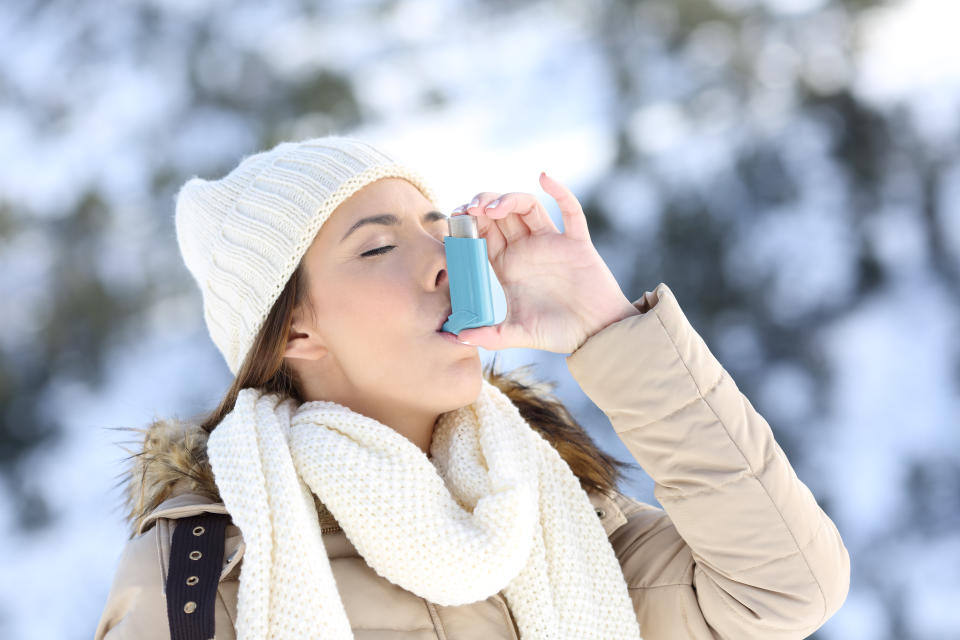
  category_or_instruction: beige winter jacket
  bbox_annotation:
[94,282,850,639]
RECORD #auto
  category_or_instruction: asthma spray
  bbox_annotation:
[440,214,496,334]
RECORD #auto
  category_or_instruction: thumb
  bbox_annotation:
[456,323,515,350]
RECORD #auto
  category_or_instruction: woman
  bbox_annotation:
[95,136,850,639]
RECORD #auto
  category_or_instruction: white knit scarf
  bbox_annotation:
[206,380,642,639]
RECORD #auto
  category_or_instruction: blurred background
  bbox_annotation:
[1,0,958,637]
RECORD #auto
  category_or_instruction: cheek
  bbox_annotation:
[333,278,420,346]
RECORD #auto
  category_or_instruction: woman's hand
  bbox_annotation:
[449,172,641,354]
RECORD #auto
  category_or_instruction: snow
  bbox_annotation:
[0,0,958,637]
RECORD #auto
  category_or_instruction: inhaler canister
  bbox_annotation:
[440,214,496,334]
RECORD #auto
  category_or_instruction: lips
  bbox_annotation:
[436,307,452,332]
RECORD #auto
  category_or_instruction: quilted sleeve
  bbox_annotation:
[566,282,850,640]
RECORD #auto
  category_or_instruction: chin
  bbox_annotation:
[440,362,484,406]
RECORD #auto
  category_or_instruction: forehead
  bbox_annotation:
[306,177,435,255]
[333,177,431,216]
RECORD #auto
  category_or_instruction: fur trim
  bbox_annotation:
[112,362,631,539]
[111,417,220,539]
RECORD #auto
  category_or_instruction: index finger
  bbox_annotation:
[483,192,559,236]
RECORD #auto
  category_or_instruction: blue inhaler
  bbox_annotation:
[440,214,496,335]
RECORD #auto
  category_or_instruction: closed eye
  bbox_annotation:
[361,245,396,258]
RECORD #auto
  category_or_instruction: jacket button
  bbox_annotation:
[595,508,606,518]
[192,526,205,536]
[183,601,197,614]
[186,576,199,586]
[189,550,203,560]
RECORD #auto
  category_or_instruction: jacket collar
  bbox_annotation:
[119,366,629,541]
[120,365,630,538]
[143,487,626,583]
[137,492,229,535]
[140,491,342,535]
[143,490,359,581]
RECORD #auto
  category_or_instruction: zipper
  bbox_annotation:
[314,496,341,534]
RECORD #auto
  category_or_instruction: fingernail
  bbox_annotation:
[468,197,480,208]
[484,198,501,210]
[452,204,467,214]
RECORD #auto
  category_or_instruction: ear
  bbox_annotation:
[283,308,329,362]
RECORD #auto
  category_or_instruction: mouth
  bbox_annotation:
[435,306,453,332]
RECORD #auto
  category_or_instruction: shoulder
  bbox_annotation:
[135,491,231,534]
[96,492,239,639]
[587,487,671,547]
[114,491,234,580]
[594,490,718,637]
[599,489,695,588]
[111,491,224,578]
[95,516,167,639]
[112,491,237,596]
[141,491,243,580]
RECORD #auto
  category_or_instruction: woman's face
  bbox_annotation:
[284,177,483,437]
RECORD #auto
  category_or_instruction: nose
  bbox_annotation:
[434,251,448,289]
[426,231,448,291]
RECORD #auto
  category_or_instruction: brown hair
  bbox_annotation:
[194,257,316,434]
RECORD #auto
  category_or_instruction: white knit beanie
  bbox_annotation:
[173,136,442,376]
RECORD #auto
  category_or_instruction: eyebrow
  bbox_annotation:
[340,210,448,243]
